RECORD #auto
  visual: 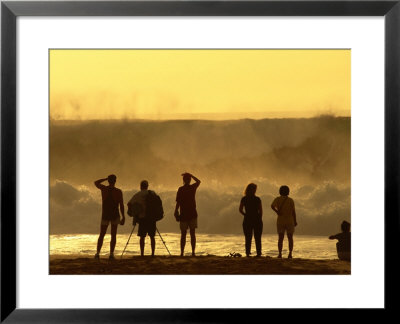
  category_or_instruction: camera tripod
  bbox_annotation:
[120,222,171,259]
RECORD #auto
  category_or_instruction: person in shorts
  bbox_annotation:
[174,173,201,256]
[94,174,125,260]
[329,221,351,261]
[271,185,297,259]
[128,180,156,256]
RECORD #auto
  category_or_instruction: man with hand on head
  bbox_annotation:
[94,174,125,260]
[174,173,201,257]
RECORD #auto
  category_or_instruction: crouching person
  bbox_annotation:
[329,221,351,261]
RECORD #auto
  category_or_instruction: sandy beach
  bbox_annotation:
[49,255,350,275]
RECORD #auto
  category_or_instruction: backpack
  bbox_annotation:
[145,190,164,221]
[127,201,143,218]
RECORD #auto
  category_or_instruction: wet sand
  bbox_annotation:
[49,255,350,275]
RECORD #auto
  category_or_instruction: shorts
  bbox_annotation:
[101,218,120,226]
[138,218,156,238]
[277,223,295,234]
[180,218,198,231]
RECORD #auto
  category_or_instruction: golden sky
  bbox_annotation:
[50,49,350,120]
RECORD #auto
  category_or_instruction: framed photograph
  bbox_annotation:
[1,0,399,321]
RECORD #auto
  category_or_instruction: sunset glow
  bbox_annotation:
[50,49,350,120]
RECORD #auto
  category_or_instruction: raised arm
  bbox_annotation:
[190,173,201,186]
[94,178,108,189]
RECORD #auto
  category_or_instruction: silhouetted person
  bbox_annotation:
[127,180,156,256]
[271,185,297,259]
[174,173,201,256]
[239,183,263,257]
[94,174,125,260]
[329,221,351,261]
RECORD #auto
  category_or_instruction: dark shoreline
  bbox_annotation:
[50,255,350,275]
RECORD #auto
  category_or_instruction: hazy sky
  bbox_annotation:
[50,49,350,120]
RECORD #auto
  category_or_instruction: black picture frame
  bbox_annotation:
[1,0,399,322]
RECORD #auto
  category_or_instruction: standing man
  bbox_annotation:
[174,173,201,257]
[94,174,125,260]
[271,185,297,259]
[127,180,156,257]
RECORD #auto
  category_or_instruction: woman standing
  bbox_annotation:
[239,183,263,257]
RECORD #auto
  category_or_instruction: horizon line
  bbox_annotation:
[50,114,351,123]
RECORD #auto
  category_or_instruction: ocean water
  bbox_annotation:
[50,233,339,260]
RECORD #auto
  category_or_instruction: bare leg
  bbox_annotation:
[110,224,118,255]
[97,224,108,254]
[287,233,294,258]
[150,236,156,256]
[140,237,145,256]
[180,230,187,256]
[278,233,284,258]
[190,229,196,256]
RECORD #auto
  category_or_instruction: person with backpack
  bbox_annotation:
[239,183,263,257]
[94,174,125,260]
[271,185,297,259]
[127,180,163,256]
[174,173,201,257]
